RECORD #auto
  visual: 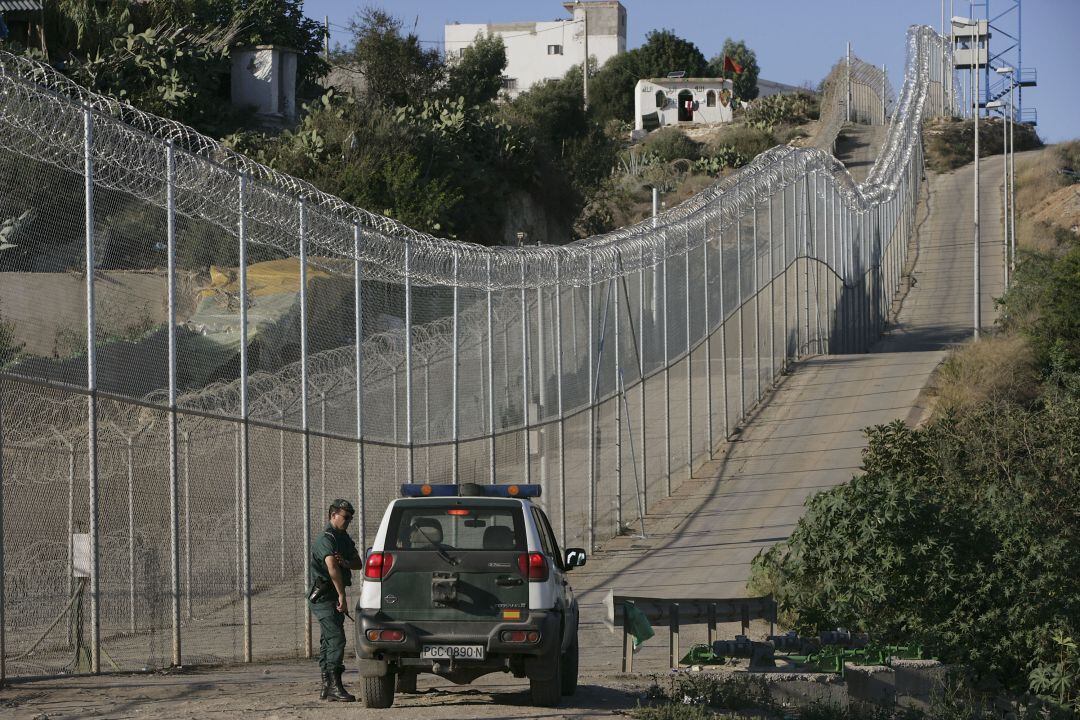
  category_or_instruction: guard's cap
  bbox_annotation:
[329,499,355,515]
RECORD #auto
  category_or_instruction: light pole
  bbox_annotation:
[994,66,1017,282]
[988,89,1012,288]
[953,15,982,339]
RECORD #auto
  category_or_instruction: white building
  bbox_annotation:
[634,77,735,132]
[444,1,626,98]
[231,45,297,120]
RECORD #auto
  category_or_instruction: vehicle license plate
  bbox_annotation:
[421,644,485,661]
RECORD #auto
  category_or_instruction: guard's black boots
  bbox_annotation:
[319,671,332,700]
[326,670,356,702]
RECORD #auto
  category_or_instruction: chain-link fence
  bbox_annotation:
[0,26,950,681]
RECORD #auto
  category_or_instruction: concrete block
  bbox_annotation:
[844,663,895,707]
[892,658,946,708]
[753,671,848,707]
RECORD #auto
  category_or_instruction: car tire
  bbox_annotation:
[395,671,418,694]
[529,643,562,707]
[360,670,396,709]
[560,634,579,696]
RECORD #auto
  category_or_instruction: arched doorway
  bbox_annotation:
[677,90,694,121]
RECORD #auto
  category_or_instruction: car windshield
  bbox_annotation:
[388,505,526,552]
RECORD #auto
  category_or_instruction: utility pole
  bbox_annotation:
[324,16,330,62]
[582,6,589,110]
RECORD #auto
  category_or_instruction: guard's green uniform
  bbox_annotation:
[309,524,361,674]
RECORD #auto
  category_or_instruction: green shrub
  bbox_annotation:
[704,125,776,163]
[751,390,1080,690]
[1058,141,1080,185]
[742,92,819,129]
[1000,240,1080,372]
[643,128,702,163]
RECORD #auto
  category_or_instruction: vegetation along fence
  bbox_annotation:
[0,26,951,681]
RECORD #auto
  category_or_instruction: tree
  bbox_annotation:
[341,7,443,108]
[588,29,707,125]
[636,29,708,78]
[708,38,760,101]
[147,0,329,97]
[444,33,506,107]
[588,50,644,125]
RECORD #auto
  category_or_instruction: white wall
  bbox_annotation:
[231,46,297,118]
[444,3,624,98]
[634,79,734,131]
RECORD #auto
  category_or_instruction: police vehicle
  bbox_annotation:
[354,482,586,708]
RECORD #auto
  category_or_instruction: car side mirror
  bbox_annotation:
[564,548,587,569]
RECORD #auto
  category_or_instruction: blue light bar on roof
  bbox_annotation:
[400,483,542,499]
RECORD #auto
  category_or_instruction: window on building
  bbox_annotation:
[547,44,563,55]
[655,90,666,109]
[501,76,518,91]
[706,90,716,107]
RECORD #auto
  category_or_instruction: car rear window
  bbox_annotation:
[388,504,526,552]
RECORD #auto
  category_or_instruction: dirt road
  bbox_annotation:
[0,664,647,719]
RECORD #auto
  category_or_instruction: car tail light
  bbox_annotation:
[366,629,405,642]
[516,552,548,582]
[364,551,394,580]
[500,630,540,643]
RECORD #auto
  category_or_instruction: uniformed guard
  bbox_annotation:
[309,499,363,702]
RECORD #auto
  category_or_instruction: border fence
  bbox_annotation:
[0,26,951,680]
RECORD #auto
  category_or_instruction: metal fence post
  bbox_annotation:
[718,202,730,439]
[486,255,495,483]
[782,164,790,367]
[183,431,191,619]
[279,409,285,581]
[752,195,761,402]
[587,253,596,551]
[537,272,546,497]
[84,106,101,675]
[165,141,181,666]
[613,274,622,530]
[554,254,566,546]
[661,235,671,497]
[319,392,327,513]
[452,249,459,485]
[520,257,531,483]
[297,197,312,658]
[768,193,776,378]
[703,217,714,457]
[736,211,746,419]
[0,369,6,685]
[637,252,647,513]
[803,173,812,355]
[684,226,693,475]
[404,238,414,483]
[239,178,253,662]
[354,222,366,547]
[127,435,135,633]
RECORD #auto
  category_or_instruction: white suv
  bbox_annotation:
[353,482,586,709]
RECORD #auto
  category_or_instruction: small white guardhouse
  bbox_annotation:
[634,77,735,132]
[231,45,298,120]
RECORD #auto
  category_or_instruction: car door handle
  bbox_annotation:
[495,576,523,587]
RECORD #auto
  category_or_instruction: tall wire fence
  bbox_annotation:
[0,25,951,681]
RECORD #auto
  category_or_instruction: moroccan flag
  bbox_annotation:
[723,55,744,74]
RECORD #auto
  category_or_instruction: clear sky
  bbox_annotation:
[303,0,1078,143]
